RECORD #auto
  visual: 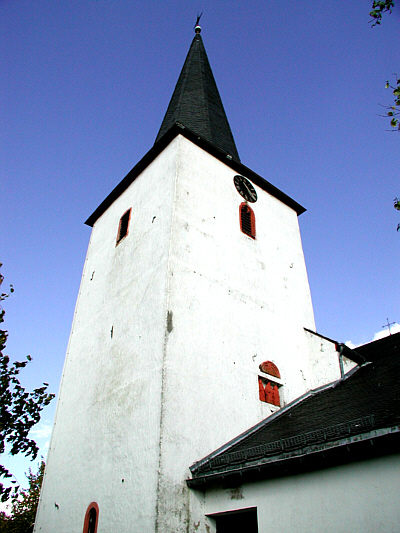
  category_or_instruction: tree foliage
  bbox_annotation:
[385,77,400,130]
[0,265,54,502]
[369,1,400,130]
[369,0,395,25]
[394,197,400,231]
[369,2,400,227]
[0,461,45,533]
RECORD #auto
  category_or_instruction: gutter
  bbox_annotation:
[187,426,400,489]
[335,343,366,373]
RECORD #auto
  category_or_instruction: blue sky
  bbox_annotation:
[1,1,399,488]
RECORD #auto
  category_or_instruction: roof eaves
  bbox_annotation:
[85,126,179,227]
[303,327,338,345]
[192,414,376,477]
[303,328,366,365]
[85,123,305,227]
[187,425,400,489]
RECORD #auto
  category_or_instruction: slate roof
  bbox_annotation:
[188,332,400,488]
[356,331,400,362]
[155,29,240,162]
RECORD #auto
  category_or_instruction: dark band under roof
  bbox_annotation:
[155,28,240,162]
[85,124,306,227]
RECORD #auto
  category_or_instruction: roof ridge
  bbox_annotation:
[170,38,192,128]
[199,36,212,141]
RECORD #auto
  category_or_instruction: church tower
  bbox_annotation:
[34,26,340,533]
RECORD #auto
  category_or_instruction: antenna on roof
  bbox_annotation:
[194,12,203,33]
[382,318,396,335]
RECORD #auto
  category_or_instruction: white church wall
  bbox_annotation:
[34,140,179,533]
[155,136,321,531]
[203,454,400,533]
[304,330,342,389]
[343,354,357,374]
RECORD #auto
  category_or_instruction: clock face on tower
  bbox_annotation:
[233,175,258,203]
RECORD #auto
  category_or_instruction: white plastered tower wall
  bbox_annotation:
[35,134,339,533]
[34,140,179,532]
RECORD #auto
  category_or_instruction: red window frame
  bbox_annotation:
[258,361,281,407]
[82,502,99,533]
[258,377,280,406]
[239,203,256,239]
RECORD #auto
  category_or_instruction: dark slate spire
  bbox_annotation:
[155,25,240,162]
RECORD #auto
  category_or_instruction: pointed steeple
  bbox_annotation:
[155,25,240,162]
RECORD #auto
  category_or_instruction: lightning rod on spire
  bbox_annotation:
[194,12,203,33]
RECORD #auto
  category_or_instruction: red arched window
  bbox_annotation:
[239,203,256,239]
[83,502,99,533]
[116,208,132,245]
[258,361,281,407]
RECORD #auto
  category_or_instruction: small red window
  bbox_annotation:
[258,361,281,407]
[83,502,99,533]
[116,208,132,244]
[258,377,280,406]
[239,203,255,239]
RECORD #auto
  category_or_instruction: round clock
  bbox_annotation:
[233,175,257,203]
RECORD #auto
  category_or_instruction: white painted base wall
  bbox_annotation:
[202,454,400,533]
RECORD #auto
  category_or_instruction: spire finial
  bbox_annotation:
[194,12,202,34]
